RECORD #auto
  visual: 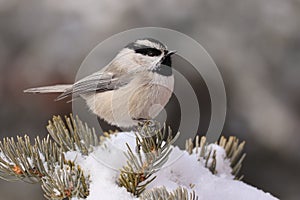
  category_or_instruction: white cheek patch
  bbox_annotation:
[134,55,161,70]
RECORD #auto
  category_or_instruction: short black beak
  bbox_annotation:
[166,50,177,56]
[160,50,176,68]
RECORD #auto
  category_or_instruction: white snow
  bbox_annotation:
[67,132,278,200]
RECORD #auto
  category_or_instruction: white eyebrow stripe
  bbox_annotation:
[135,39,166,50]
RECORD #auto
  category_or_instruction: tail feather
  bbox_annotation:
[24,84,72,94]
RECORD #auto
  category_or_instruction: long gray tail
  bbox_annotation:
[24,84,72,95]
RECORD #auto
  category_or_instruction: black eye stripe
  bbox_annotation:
[135,48,162,57]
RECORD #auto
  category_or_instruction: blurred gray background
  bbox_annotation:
[0,0,299,199]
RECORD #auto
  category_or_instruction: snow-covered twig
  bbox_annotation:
[118,123,179,196]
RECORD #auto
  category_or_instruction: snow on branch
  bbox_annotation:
[0,114,278,200]
[186,135,246,180]
[118,123,179,196]
[140,186,198,200]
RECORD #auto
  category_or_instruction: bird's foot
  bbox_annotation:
[134,118,160,136]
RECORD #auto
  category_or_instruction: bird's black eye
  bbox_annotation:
[135,48,162,57]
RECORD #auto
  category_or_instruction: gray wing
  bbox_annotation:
[56,71,133,101]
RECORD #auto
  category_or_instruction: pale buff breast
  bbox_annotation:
[85,72,174,127]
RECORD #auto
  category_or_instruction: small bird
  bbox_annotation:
[24,38,175,128]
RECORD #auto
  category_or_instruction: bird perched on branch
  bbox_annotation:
[25,38,176,128]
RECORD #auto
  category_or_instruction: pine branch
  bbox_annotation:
[186,136,246,180]
[0,115,92,199]
[0,135,64,182]
[218,136,246,180]
[139,186,198,200]
[41,161,89,200]
[46,115,100,155]
[0,113,249,199]
[118,123,179,197]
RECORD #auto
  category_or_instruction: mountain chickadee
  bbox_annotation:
[24,38,176,128]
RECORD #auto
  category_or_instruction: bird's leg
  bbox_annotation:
[137,118,153,126]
